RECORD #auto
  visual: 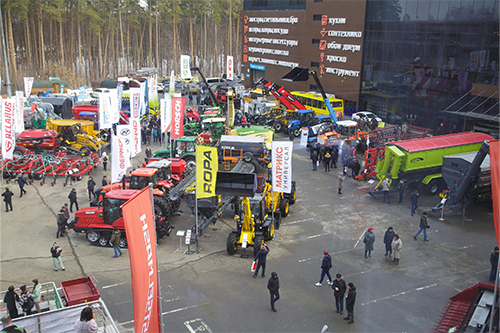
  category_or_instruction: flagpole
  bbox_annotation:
[150,183,164,332]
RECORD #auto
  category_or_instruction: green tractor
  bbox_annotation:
[154,136,197,170]
[184,116,227,142]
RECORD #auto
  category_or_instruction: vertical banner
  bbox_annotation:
[196,145,218,199]
[169,70,175,94]
[227,56,234,81]
[160,97,172,133]
[111,133,131,183]
[131,117,142,157]
[140,82,147,116]
[117,83,124,111]
[116,124,132,159]
[1,99,16,160]
[121,186,161,333]
[23,77,34,98]
[300,128,308,147]
[170,97,186,139]
[109,89,120,124]
[15,91,25,134]
[99,92,112,130]
[271,141,293,194]
[130,88,141,119]
[180,55,191,80]
[491,140,499,246]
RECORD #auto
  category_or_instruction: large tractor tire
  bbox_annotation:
[86,229,100,243]
[293,128,301,137]
[274,122,283,133]
[280,198,290,217]
[183,156,196,171]
[265,221,274,241]
[253,235,264,256]
[227,233,238,255]
[287,182,297,204]
[154,196,172,238]
[243,152,253,163]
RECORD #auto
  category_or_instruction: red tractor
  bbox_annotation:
[16,129,61,151]
[69,189,172,247]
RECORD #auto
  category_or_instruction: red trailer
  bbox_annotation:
[60,277,100,306]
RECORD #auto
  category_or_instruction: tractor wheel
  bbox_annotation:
[119,234,128,248]
[243,152,253,163]
[154,196,171,221]
[86,229,99,243]
[274,213,281,230]
[288,182,297,204]
[184,156,196,171]
[293,128,301,137]
[265,221,275,241]
[226,233,238,255]
[98,236,110,247]
[253,235,264,256]
[274,122,282,133]
[172,198,181,212]
[424,179,444,196]
[184,131,195,137]
[280,198,290,217]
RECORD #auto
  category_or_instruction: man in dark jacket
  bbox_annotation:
[413,212,429,241]
[397,180,406,204]
[267,272,280,312]
[383,227,395,257]
[3,287,19,319]
[315,251,333,286]
[410,190,419,216]
[331,146,338,169]
[2,188,14,212]
[332,273,347,315]
[102,176,108,186]
[1,315,26,332]
[490,246,499,283]
[363,227,375,258]
[56,208,68,238]
[87,176,96,200]
[145,146,152,159]
[310,149,318,171]
[253,244,270,278]
[16,175,28,197]
[344,282,356,324]
[68,188,79,213]
[111,228,123,258]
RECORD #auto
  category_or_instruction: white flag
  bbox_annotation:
[116,124,132,160]
[271,141,293,194]
[15,91,25,134]
[180,55,191,80]
[227,56,234,81]
[109,89,120,124]
[300,128,308,147]
[169,70,175,94]
[130,117,142,157]
[129,88,141,119]
[140,82,147,116]
[161,97,172,133]
[98,92,112,129]
[1,99,16,160]
[24,77,34,98]
[111,133,131,183]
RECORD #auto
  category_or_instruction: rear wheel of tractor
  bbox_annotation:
[226,233,238,255]
[184,156,196,171]
[154,196,170,221]
[265,221,274,241]
[293,128,301,137]
[274,122,282,133]
[243,152,253,162]
[119,235,127,248]
[98,236,110,247]
[280,198,290,217]
[288,183,297,204]
[253,235,264,256]
[86,229,99,243]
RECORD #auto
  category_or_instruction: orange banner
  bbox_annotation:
[491,140,500,246]
[122,186,161,333]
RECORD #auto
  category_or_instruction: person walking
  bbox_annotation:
[363,227,375,258]
[311,149,318,171]
[102,176,108,186]
[315,251,333,286]
[1,315,26,333]
[51,242,65,271]
[31,279,42,313]
[253,243,270,278]
[68,188,79,213]
[382,177,390,203]
[145,146,152,159]
[343,283,356,324]
[18,285,34,316]
[267,272,280,312]
[490,246,499,283]
[102,152,108,171]
[391,234,402,265]
[2,188,14,212]
[331,146,338,169]
[87,177,96,201]
[74,307,99,333]
[57,208,68,238]
[110,228,123,258]
[338,172,345,194]
[413,212,429,241]
[324,151,331,172]
[3,286,20,319]
[17,174,28,197]
[397,180,406,204]
[383,227,395,257]
[332,273,347,315]
[410,190,419,216]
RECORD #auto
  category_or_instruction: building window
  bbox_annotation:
[313,14,322,21]
[311,62,320,68]
[312,39,320,45]
[314,0,323,2]
[289,0,305,5]
[309,84,318,92]
[252,0,267,6]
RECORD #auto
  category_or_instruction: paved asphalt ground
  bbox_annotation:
[1,131,497,333]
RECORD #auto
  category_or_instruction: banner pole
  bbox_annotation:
[150,183,164,333]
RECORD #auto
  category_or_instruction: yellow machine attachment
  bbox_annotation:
[46,119,108,153]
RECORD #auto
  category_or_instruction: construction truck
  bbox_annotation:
[372,132,494,196]
[46,119,108,153]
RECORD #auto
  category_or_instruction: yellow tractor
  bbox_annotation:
[262,179,297,220]
[46,119,108,153]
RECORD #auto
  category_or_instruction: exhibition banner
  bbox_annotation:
[111,133,131,183]
[271,141,293,194]
[140,82,147,116]
[121,186,161,333]
[227,56,234,81]
[300,128,308,147]
[15,91,25,134]
[117,83,124,111]
[180,55,191,80]
[196,145,218,199]
[160,97,172,133]
[130,88,141,119]
[131,117,142,157]
[98,92,112,130]
[116,124,132,160]
[169,70,175,94]
[1,99,16,160]
[109,89,120,124]
[24,77,34,98]
[170,97,186,139]
[490,140,499,246]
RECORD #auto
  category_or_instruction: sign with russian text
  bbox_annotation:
[1,99,15,160]
[121,186,161,333]
[111,133,131,183]
[130,88,141,119]
[170,97,186,139]
[23,77,34,98]
[140,82,147,116]
[131,117,141,157]
[272,141,293,193]
[227,56,234,80]
[15,91,25,134]
[180,55,191,80]
[99,92,112,129]
[196,145,218,199]
[160,97,172,133]
[109,89,120,124]
[116,124,132,161]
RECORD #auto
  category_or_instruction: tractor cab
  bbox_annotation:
[174,137,196,157]
[129,168,159,190]
[335,120,360,141]
[201,117,226,140]
[287,109,316,137]
[101,190,138,226]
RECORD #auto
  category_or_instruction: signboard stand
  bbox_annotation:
[175,230,185,253]
[184,230,194,255]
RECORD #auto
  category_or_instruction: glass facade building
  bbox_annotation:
[359,0,499,135]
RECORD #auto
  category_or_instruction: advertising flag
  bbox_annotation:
[116,124,132,159]
[170,97,186,139]
[196,145,218,199]
[160,97,172,133]
[15,91,25,134]
[272,141,293,194]
[300,128,308,147]
[24,77,34,98]
[130,88,141,119]
[227,56,234,81]
[109,89,120,124]
[99,92,112,130]
[111,133,131,183]
[1,99,16,160]
[121,186,161,333]
[169,70,175,94]
[140,82,147,116]
[180,55,191,80]
[117,83,124,111]
[491,140,499,246]
[131,117,142,157]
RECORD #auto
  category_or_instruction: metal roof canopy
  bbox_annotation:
[387,132,493,153]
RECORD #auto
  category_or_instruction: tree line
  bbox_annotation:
[1,0,243,90]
